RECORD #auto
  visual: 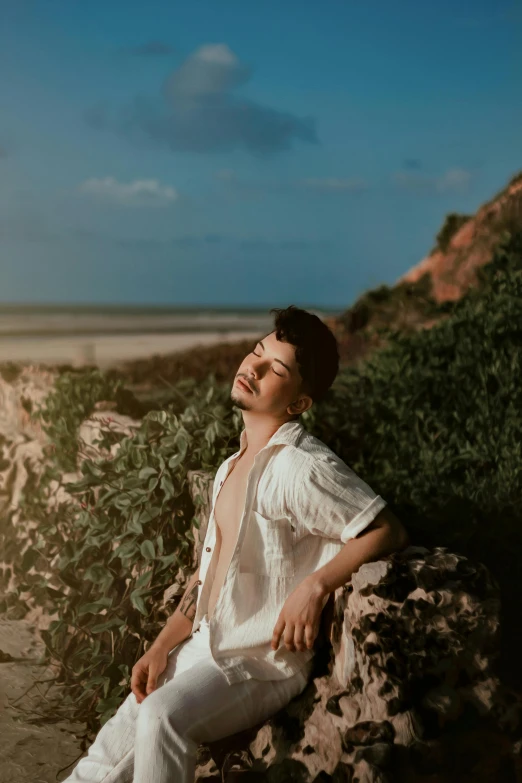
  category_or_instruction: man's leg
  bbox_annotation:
[62,615,311,783]
[60,689,138,783]
[60,629,209,783]
[132,615,312,783]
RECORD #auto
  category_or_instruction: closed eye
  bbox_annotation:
[252,351,284,377]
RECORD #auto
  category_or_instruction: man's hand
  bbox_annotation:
[271,576,329,653]
[131,644,170,704]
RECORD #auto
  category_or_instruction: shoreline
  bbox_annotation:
[0,330,262,370]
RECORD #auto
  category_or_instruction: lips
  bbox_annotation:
[237,377,253,392]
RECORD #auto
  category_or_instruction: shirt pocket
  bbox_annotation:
[239,510,295,578]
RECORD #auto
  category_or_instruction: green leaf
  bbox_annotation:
[130,593,148,615]
[109,540,138,563]
[160,473,175,498]
[21,547,41,571]
[127,518,144,536]
[135,570,153,589]
[84,563,110,583]
[91,617,125,633]
[77,598,113,616]
[158,553,178,567]
[87,675,111,688]
[140,540,155,560]
[168,453,183,470]
[139,507,160,523]
[96,694,124,714]
[146,410,168,426]
[139,467,158,480]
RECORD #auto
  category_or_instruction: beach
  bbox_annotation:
[0,330,264,368]
[0,306,336,369]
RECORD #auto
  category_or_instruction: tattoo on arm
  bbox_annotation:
[178,582,198,621]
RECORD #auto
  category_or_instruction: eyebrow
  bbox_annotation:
[257,340,292,374]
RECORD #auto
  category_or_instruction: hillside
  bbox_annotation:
[319,170,522,368]
[398,170,522,301]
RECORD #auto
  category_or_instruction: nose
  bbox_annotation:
[243,361,257,379]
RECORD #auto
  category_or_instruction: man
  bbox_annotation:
[63,305,409,783]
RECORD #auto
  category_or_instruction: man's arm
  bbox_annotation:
[271,508,410,652]
[305,507,410,599]
[150,566,200,652]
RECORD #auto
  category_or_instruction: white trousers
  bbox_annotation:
[62,614,313,783]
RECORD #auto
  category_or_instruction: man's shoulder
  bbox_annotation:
[276,432,343,473]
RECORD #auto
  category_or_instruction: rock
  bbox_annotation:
[0,365,57,443]
[76,409,142,469]
[0,368,58,586]
[193,543,522,782]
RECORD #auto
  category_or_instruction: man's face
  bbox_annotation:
[231,330,308,416]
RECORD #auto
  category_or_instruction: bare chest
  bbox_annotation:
[213,453,254,547]
[205,453,255,619]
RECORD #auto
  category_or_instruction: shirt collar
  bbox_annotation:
[238,419,305,454]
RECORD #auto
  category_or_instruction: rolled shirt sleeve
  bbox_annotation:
[293,454,387,543]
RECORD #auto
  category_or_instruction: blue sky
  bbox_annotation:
[1,0,520,307]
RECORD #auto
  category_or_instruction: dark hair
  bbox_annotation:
[269,304,340,411]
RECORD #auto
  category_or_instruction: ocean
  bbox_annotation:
[0,304,339,338]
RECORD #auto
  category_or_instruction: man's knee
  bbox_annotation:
[136,688,184,738]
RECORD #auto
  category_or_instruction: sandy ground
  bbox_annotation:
[0,330,262,369]
[0,614,86,783]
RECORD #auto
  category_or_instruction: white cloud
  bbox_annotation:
[214,168,237,182]
[197,43,239,66]
[214,170,367,195]
[394,167,474,194]
[436,168,473,192]
[79,177,178,206]
[165,43,249,98]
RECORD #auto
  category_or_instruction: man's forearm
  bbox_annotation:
[307,511,410,598]
[151,567,200,652]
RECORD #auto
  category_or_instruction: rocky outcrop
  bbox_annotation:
[181,479,522,782]
[0,364,57,444]
[398,172,522,302]
[0,367,58,605]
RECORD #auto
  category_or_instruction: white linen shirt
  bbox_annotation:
[191,419,387,684]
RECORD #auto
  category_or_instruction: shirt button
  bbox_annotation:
[206,547,211,552]
[197,580,202,585]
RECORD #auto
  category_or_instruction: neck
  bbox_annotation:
[240,413,296,457]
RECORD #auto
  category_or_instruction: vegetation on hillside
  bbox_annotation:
[1,223,521,733]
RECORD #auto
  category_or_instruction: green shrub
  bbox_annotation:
[339,274,451,338]
[307,230,522,686]
[35,368,125,472]
[8,230,522,730]
[9,373,242,729]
